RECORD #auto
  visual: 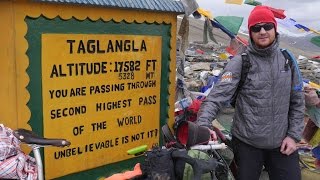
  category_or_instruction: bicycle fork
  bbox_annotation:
[31,145,43,180]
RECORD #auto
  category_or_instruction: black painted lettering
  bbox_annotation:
[86,63,93,75]
[147,129,159,138]
[66,63,75,76]
[138,95,157,105]
[50,65,59,78]
[93,62,100,74]
[89,83,125,94]
[141,40,147,51]
[51,105,86,119]
[49,87,86,99]
[67,40,76,54]
[81,87,86,96]
[115,138,119,146]
[66,39,147,54]
[115,40,122,52]
[146,72,155,79]
[91,121,107,131]
[85,143,94,152]
[96,99,132,112]
[76,88,80,96]
[54,147,83,159]
[101,62,108,73]
[70,88,76,97]
[58,89,67,98]
[79,63,85,75]
[97,40,105,53]
[127,80,156,90]
[122,136,129,144]
[107,40,114,52]
[78,40,86,54]
[124,40,130,51]
[146,59,157,71]
[117,115,142,127]
[69,87,86,97]
[132,40,139,52]
[50,64,68,78]
[131,132,144,142]
[50,89,68,98]
[49,90,54,99]
[94,138,119,149]
[87,40,95,53]
[73,125,84,136]
[58,65,67,77]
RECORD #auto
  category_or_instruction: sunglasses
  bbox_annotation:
[250,23,274,33]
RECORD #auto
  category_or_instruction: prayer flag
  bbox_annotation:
[295,24,310,32]
[225,0,243,5]
[197,8,214,20]
[211,19,235,38]
[215,16,244,35]
[310,28,320,35]
[267,7,286,19]
[277,18,297,28]
[244,0,262,6]
[311,36,320,47]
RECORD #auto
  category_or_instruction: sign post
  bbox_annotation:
[0,1,182,178]
[42,34,162,178]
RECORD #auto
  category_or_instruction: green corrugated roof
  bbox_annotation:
[34,0,185,13]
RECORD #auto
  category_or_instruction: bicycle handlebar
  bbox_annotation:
[13,129,71,147]
[190,143,227,150]
[127,145,148,156]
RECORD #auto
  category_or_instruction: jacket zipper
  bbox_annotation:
[270,57,274,146]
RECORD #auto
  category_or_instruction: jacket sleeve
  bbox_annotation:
[196,56,242,128]
[287,58,305,142]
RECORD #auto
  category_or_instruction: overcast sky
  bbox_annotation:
[196,0,320,32]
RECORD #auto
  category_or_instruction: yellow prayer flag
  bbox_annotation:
[219,53,228,60]
[197,8,213,20]
[310,28,320,35]
[225,0,243,5]
[309,81,320,90]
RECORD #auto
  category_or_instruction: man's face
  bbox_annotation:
[250,23,276,48]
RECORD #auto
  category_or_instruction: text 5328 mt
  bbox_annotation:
[113,60,140,72]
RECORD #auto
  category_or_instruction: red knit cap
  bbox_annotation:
[248,6,277,33]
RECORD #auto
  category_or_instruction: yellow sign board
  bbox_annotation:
[41,34,162,179]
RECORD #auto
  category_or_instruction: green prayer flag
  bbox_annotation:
[311,36,320,47]
[215,16,244,35]
[244,0,262,6]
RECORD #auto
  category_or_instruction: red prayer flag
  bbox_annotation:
[267,6,286,19]
[226,46,237,56]
[226,36,248,56]
[236,36,248,46]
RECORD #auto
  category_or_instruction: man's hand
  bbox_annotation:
[280,136,297,155]
[207,128,217,141]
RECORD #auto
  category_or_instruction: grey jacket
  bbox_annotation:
[196,37,305,149]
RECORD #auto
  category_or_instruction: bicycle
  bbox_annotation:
[105,123,233,180]
[163,121,236,180]
[0,127,71,180]
[123,142,230,180]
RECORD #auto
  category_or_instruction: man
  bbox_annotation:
[196,6,304,180]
